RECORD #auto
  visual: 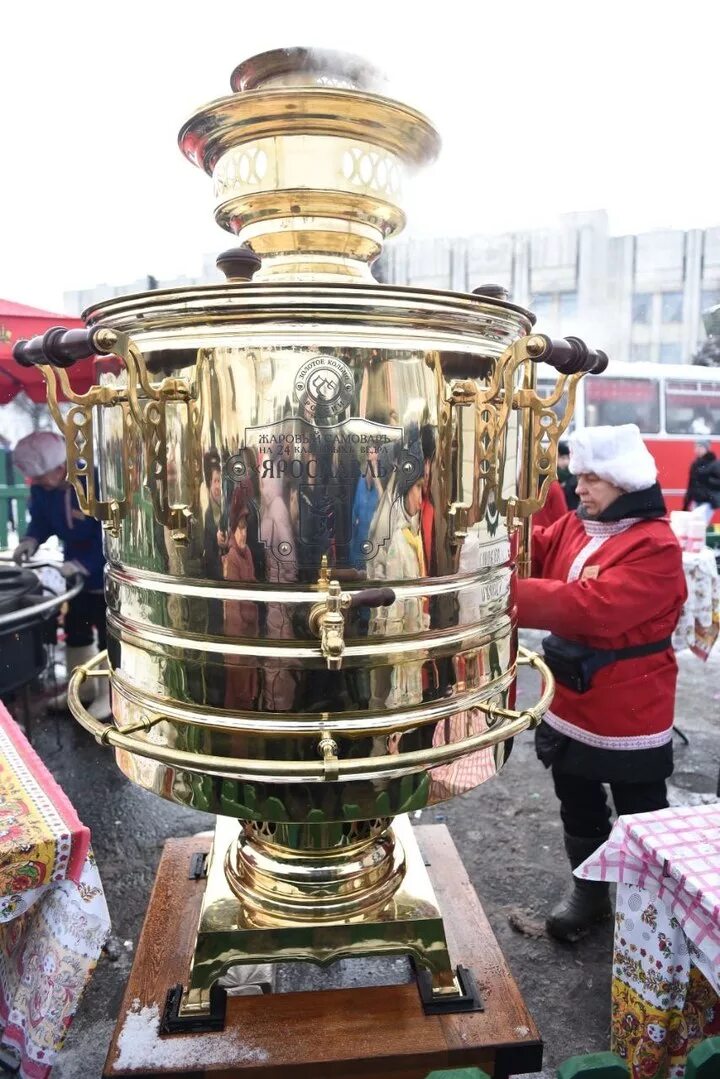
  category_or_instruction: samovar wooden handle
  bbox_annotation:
[13,326,101,368]
[348,587,395,609]
[526,334,608,375]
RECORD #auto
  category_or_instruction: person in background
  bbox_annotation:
[12,431,109,719]
[682,439,719,525]
[690,409,712,437]
[517,425,686,942]
[532,477,568,529]
[556,439,579,511]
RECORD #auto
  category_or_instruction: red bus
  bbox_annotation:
[537,361,720,514]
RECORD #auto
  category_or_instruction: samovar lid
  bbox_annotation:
[230,47,388,94]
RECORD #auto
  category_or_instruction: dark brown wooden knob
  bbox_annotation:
[216,246,261,281]
[472,284,510,302]
[527,334,608,375]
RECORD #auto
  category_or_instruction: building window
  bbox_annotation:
[630,343,652,363]
[660,292,683,323]
[659,343,683,365]
[530,293,553,319]
[632,293,653,324]
[585,378,660,433]
[558,291,578,318]
[701,290,720,315]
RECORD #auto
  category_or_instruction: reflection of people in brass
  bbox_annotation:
[349,443,382,569]
[203,452,225,581]
[226,468,264,587]
[420,425,436,576]
[298,436,335,577]
[370,449,429,709]
[223,500,258,710]
[259,464,298,711]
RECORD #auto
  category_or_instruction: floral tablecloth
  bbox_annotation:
[578,804,720,1079]
[0,701,110,1078]
[672,548,720,661]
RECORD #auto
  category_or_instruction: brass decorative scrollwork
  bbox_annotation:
[112,335,205,543]
[32,328,204,542]
[41,362,130,536]
[432,334,604,557]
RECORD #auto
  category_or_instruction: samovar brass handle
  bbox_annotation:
[68,646,553,779]
[309,582,395,671]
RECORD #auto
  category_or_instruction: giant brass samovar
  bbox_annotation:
[14,47,606,1027]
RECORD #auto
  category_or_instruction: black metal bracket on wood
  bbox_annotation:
[415,964,484,1015]
[188,851,208,880]
[160,982,227,1034]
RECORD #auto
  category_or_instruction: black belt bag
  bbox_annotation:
[541,634,672,694]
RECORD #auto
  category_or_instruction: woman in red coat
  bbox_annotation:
[516,424,686,941]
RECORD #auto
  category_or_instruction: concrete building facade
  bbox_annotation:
[64,211,720,365]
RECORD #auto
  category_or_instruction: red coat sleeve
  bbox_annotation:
[530,512,570,576]
[516,537,687,640]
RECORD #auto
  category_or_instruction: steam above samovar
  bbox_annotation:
[14,47,606,1026]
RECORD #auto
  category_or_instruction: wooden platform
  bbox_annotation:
[103,825,542,1079]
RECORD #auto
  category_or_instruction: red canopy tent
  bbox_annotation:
[0,299,94,405]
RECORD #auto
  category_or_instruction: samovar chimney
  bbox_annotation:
[178,46,440,282]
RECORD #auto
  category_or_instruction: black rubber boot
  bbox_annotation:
[546,833,612,942]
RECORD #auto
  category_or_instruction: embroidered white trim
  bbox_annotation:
[543,709,673,750]
[581,517,643,537]
[567,518,643,583]
[567,535,605,583]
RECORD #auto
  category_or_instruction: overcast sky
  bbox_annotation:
[1,0,717,312]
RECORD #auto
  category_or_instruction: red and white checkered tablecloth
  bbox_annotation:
[578,804,720,989]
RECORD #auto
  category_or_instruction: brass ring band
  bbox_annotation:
[68,646,554,781]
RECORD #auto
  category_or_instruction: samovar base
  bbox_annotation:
[168,814,480,1031]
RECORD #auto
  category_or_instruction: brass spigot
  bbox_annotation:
[309,581,351,671]
[309,568,396,671]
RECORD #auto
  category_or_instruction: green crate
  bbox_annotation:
[557,1052,629,1078]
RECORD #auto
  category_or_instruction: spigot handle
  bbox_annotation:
[348,587,395,609]
[14,327,98,369]
[527,334,608,375]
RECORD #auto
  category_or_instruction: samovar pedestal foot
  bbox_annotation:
[162,813,481,1032]
[105,824,543,1077]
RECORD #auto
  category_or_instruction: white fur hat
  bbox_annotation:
[13,431,66,478]
[568,424,657,492]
